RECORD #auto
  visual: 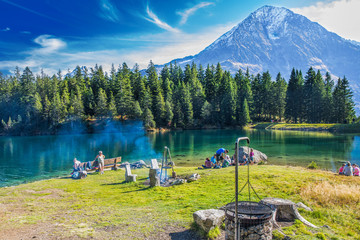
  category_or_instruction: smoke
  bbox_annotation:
[0,119,162,187]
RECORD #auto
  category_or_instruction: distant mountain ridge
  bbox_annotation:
[160,5,360,110]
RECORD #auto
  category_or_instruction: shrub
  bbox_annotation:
[207,226,221,239]
[307,161,318,169]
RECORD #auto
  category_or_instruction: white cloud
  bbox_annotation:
[99,0,121,22]
[291,0,360,42]
[177,2,214,25]
[144,5,180,33]
[1,27,10,32]
[32,35,66,54]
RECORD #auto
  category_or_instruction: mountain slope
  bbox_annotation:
[165,5,360,108]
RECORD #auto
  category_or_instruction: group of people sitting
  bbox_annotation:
[201,147,255,169]
[71,151,106,179]
[339,161,360,176]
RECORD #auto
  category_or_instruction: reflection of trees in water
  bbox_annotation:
[149,129,357,170]
[248,130,355,170]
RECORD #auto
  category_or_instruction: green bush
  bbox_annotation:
[207,226,221,239]
[307,161,318,169]
[315,232,326,239]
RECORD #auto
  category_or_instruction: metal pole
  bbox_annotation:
[235,137,250,240]
[235,141,239,240]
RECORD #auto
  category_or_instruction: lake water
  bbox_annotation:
[1,124,359,187]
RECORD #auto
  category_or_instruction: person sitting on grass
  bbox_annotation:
[202,158,213,169]
[339,163,345,175]
[352,164,359,176]
[210,154,217,166]
[71,158,82,174]
[222,155,231,168]
[240,155,249,166]
[343,161,353,176]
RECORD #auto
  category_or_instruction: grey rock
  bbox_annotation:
[193,209,225,233]
[187,173,200,182]
[171,178,186,185]
[239,146,268,164]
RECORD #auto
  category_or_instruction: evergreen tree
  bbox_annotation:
[323,72,334,123]
[239,98,251,126]
[146,61,166,125]
[49,92,62,126]
[333,77,355,123]
[220,71,236,125]
[164,100,174,127]
[251,74,262,120]
[96,88,108,118]
[115,64,136,120]
[200,101,213,125]
[107,92,117,118]
[235,69,253,123]
[304,67,324,123]
[204,65,216,104]
[142,107,156,129]
[132,101,143,119]
[273,73,287,121]
[83,87,95,117]
[285,69,304,123]
[179,83,193,127]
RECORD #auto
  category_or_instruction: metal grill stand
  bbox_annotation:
[225,137,274,240]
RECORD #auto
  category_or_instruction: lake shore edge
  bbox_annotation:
[2,118,360,137]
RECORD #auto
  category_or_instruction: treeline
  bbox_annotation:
[0,62,356,134]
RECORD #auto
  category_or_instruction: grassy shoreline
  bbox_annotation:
[1,164,360,239]
[251,122,360,133]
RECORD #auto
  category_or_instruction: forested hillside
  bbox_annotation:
[0,62,355,135]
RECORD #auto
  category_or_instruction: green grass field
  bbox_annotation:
[0,165,359,239]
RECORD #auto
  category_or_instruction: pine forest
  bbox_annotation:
[0,61,356,135]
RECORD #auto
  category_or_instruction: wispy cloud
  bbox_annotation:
[0,22,235,75]
[31,35,66,54]
[144,5,180,33]
[99,0,121,22]
[177,2,214,25]
[291,0,360,41]
[20,31,31,34]
[1,0,59,22]
[1,27,10,32]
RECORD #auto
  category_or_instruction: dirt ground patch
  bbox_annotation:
[0,222,225,240]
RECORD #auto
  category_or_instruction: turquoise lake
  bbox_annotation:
[0,124,359,187]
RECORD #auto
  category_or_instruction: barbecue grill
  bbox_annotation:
[225,137,274,240]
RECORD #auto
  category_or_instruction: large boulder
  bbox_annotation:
[193,209,225,233]
[239,146,267,164]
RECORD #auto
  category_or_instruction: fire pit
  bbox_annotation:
[225,201,274,240]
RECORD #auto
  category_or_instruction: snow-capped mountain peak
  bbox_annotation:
[164,5,360,110]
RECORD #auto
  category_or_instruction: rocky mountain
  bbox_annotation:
[163,5,360,109]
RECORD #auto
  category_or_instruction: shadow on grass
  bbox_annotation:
[169,229,201,240]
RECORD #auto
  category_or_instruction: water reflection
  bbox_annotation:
[149,129,358,171]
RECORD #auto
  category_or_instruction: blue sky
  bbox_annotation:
[0,0,359,75]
